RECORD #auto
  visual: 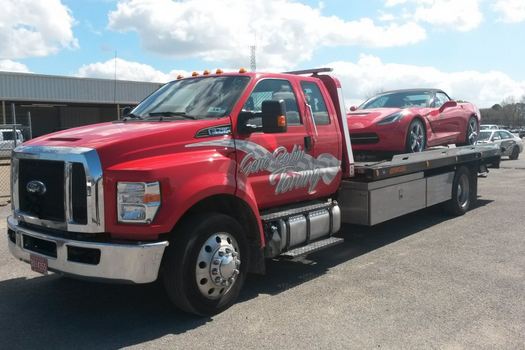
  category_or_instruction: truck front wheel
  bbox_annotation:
[162,213,248,316]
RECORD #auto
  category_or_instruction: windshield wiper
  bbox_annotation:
[147,111,196,120]
[122,113,144,120]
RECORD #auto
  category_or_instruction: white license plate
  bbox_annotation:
[30,254,48,275]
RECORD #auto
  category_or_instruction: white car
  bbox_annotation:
[480,124,501,131]
[476,129,523,160]
[0,129,24,159]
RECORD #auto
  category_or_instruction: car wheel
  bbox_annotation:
[466,117,479,145]
[162,213,248,316]
[509,146,520,160]
[405,119,426,153]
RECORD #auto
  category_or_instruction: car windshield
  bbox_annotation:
[131,76,250,120]
[360,91,433,109]
[478,131,492,141]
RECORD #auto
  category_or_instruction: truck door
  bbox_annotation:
[236,78,335,209]
[299,80,342,196]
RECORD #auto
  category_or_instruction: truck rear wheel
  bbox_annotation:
[162,213,248,316]
[444,166,474,216]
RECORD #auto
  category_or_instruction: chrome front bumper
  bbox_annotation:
[7,216,169,284]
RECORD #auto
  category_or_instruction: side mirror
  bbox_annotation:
[439,100,457,112]
[122,106,133,117]
[262,100,287,134]
[349,105,357,112]
[493,136,501,141]
[237,111,259,135]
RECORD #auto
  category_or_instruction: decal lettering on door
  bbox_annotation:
[187,140,341,194]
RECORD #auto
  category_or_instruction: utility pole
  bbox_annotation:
[250,45,256,72]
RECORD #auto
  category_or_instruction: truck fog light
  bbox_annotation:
[117,182,161,224]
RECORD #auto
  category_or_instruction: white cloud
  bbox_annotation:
[329,54,525,108]
[0,60,31,73]
[0,0,78,59]
[76,58,188,82]
[386,0,483,31]
[75,56,525,109]
[108,0,426,69]
[493,0,525,23]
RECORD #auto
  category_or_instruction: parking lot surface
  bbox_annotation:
[0,159,524,349]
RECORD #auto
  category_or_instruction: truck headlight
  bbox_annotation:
[117,182,161,224]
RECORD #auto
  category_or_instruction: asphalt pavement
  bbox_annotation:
[0,158,524,349]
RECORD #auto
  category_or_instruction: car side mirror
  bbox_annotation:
[122,106,133,117]
[493,136,501,141]
[439,100,457,113]
[349,105,357,112]
[262,100,287,134]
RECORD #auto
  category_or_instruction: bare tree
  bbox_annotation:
[480,95,525,127]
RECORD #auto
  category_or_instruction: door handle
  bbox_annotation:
[304,136,313,151]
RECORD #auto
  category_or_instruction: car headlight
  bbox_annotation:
[117,182,161,224]
[377,111,406,125]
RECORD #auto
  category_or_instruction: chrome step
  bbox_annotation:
[280,236,344,259]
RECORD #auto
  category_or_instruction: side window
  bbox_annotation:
[242,79,301,125]
[433,92,450,108]
[500,131,512,139]
[300,81,330,125]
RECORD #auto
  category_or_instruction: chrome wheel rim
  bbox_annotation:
[195,232,240,300]
[457,174,470,209]
[467,119,478,145]
[409,122,425,152]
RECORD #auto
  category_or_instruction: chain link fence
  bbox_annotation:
[1,119,30,205]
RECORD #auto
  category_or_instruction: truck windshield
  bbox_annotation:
[131,76,250,120]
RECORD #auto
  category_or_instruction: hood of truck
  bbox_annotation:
[23,118,232,168]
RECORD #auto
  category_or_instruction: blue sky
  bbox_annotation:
[1,0,524,107]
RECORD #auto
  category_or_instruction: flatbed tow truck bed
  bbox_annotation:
[338,145,501,225]
[352,145,501,181]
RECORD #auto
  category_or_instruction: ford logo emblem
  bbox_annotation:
[26,180,47,196]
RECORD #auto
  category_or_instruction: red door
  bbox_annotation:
[234,78,340,209]
[299,80,342,197]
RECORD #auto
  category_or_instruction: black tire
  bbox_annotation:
[405,118,426,153]
[459,117,479,146]
[162,213,248,316]
[445,166,474,216]
[509,146,519,160]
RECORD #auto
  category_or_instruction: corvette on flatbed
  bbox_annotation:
[347,89,481,153]
[6,68,500,315]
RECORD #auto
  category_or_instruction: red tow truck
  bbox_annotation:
[7,68,500,315]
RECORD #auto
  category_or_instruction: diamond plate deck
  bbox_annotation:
[280,236,344,259]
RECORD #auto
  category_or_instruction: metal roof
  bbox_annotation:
[0,71,163,104]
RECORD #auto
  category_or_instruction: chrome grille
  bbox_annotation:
[12,146,104,233]
[18,159,66,222]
